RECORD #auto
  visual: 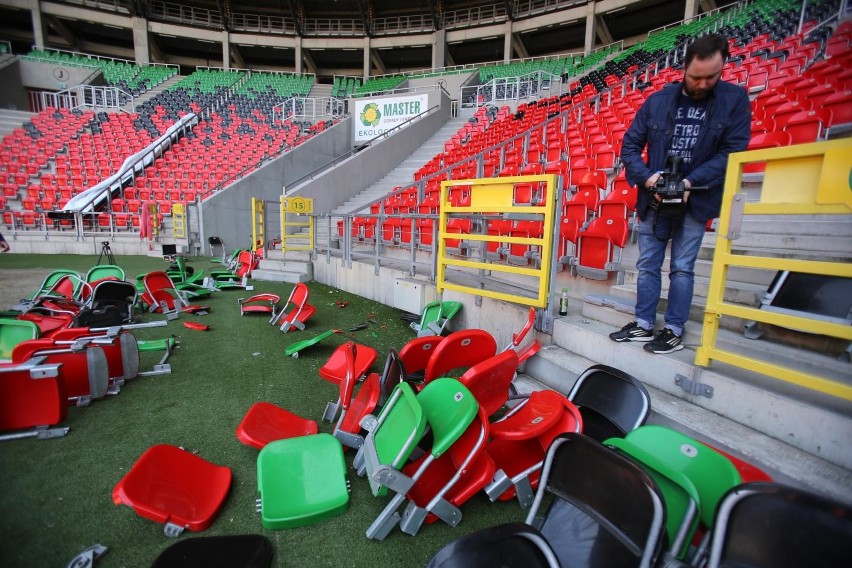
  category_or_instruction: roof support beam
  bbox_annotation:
[595,14,614,45]
[44,14,79,50]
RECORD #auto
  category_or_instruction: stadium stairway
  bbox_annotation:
[0,108,35,138]
[524,206,852,505]
[297,165,852,505]
[252,112,473,282]
[316,113,474,243]
[307,83,333,98]
[122,73,185,112]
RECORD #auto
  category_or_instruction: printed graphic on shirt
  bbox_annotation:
[669,96,709,170]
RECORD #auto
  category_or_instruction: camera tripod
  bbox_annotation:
[97,240,116,265]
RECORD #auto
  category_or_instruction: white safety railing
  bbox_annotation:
[29,85,134,114]
[273,97,346,123]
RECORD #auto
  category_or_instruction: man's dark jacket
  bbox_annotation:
[620,79,752,223]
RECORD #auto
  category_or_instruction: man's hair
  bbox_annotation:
[684,34,730,67]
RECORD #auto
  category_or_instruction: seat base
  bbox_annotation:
[257,434,349,529]
[236,401,318,450]
[112,444,232,534]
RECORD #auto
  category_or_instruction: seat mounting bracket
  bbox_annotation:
[675,373,714,398]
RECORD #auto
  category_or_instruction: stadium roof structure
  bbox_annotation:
[0,0,696,77]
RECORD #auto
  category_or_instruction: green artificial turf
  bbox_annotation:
[0,253,526,567]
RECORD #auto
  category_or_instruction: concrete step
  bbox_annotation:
[520,312,852,504]
[127,74,184,110]
[251,254,313,284]
[519,349,851,503]
[610,275,766,306]
[580,293,748,340]
[0,109,36,137]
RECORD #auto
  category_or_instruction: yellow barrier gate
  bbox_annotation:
[172,202,186,239]
[696,138,852,401]
[280,196,314,253]
[436,175,558,308]
[251,197,265,252]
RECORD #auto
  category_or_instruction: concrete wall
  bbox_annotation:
[0,59,30,110]
[407,72,476,106]
[290,89,451,216]
[313,255,537,350]
[19,59,104,91]
[199,118,353,250]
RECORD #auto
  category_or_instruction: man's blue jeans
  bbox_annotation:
[634,211,706,337]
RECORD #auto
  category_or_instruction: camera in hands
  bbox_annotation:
[648,155,706,241]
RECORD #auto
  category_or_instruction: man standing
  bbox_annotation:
[610,34,751,353]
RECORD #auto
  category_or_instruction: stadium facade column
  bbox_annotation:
[222,31,230,70]
[132,17,150,66]
[684,0,700,23]
[584,0,597,55]
[363,36,370,80]
[28,0,45,50]
[295,39,303,74]
[503,20,513,62]
[432,28,446,71]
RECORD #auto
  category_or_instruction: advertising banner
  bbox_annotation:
[353,93,429,143]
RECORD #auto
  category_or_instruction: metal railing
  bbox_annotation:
[272,97,346,123]
[29,85,134,114]
[301,18,365,36]
[285,103,441,194]
[230,12,298,34]
[51,0,130,15]
[25,46,178,72]
[696,138,852,402]
[443,4,509,29]
[372,14,435,36]
[460,71,561,109]
[147,1,223,28]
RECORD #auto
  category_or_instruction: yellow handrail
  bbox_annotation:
[696,138,852,401]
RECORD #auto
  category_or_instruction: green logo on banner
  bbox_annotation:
[360,103,381,127]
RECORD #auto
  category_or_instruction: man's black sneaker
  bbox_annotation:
[609,322,654,342]
[644,328,684,354]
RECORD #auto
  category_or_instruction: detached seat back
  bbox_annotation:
[51,327,140,386]
[271,282,316,333]
[141,271,187,313]
[85,264,125,283]
[423,329,497,385]
[238,293,280,321]
[11,339,110,406]
[0,318,40,361]
[113,444,232,537]
[484,390,583,508]
[361,378,479,540]
[568,364,651,441]
[256,433,349,529]
[27,269,81,301]
[706,482,852,568]
[0,359,68,441]
[411,301,463,337]
[605,431,702,561]
[236,401,318,450]
[427,433,666,568]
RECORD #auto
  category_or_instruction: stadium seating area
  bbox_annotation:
[1,65,329,231]
[1,0,849,282]
[24,49,178,97]
[2,1,851,564]
[336,0,850,282]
